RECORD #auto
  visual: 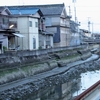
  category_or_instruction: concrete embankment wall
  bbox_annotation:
[0,44,98,68]
[0,45,84,68]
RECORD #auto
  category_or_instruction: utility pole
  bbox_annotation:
[88,17,91,32]
[92,22,93,34]
[72,0,78,45]
[68,6,71,17]
[72,0,77,23]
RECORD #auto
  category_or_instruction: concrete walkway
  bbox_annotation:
[0,54,99,92]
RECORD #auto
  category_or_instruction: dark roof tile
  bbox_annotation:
[0,7,5,13]
[8,3,64,16]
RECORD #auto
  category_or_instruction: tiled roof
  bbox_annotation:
[8,3,64,16]
[0,7,5,13]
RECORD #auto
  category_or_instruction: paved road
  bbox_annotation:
[0,54,99,92]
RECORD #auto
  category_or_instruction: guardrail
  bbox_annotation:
[0,45,85,58]
[74,80,100,100]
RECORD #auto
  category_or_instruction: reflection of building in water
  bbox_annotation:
[62,78,81,100]
[74,80,100,100]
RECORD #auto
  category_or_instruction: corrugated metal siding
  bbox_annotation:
[9,8,39,15]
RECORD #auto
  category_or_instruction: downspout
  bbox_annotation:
[28,16,30,50]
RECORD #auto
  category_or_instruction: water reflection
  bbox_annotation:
[73,70,100,97]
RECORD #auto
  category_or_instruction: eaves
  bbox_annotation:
[8,15,39,19]
[46,25,70,28]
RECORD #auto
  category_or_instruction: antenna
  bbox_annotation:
[68,6,71,16]
[72,0,77,23]
[88,17,91,32]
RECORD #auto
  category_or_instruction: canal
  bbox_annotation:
[62,70,100,100]
[73,70,100,98]
[0,54,100,100]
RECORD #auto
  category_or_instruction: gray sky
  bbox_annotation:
[1,0,100,33]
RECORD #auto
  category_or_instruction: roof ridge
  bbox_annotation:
[8,3,64,7]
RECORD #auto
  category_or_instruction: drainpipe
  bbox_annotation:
[28,16,30,50]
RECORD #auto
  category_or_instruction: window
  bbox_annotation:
[2,18,9,24]
[35,22,38,27]
[33,38,36,49]
[29,21,32,27]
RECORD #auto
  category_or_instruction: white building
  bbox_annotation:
[9,7,53,50]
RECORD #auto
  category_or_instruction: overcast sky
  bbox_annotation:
[1,0,100,33]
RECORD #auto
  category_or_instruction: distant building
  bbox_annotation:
[92,33,100,39]
[70,20,80,46]
[80,29,91,44]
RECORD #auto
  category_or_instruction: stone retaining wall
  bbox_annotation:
[0,46,91,69]
[0,57,100,100]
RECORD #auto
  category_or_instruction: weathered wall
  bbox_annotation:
[0,45,92,69]
[0,46,82,67]
[0,44,100,100]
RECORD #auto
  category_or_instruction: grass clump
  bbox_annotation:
[0,63,49,85]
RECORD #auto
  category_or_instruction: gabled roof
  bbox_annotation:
[8,3,64,16]
[0,6,11,15]
[9,8,39,15]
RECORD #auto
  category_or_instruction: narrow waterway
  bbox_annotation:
[73,70,100,98]
[61,70,100,100]
[67,70,100,100]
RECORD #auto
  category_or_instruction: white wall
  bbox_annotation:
[29,18,39,50]
[50,36,53,47]
[17,17,29,50]
[17,17,39,50]
[1,10,8,15]
[32,12,40,18]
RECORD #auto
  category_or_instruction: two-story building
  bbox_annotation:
[8,7,53,50]
[0,7,20,52]
[29,3,71,47]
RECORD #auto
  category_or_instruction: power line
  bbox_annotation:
[80,22,100,25]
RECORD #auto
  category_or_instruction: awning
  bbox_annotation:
[13,33,25,38]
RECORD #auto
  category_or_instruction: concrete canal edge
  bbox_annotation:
[0,44,100,99]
